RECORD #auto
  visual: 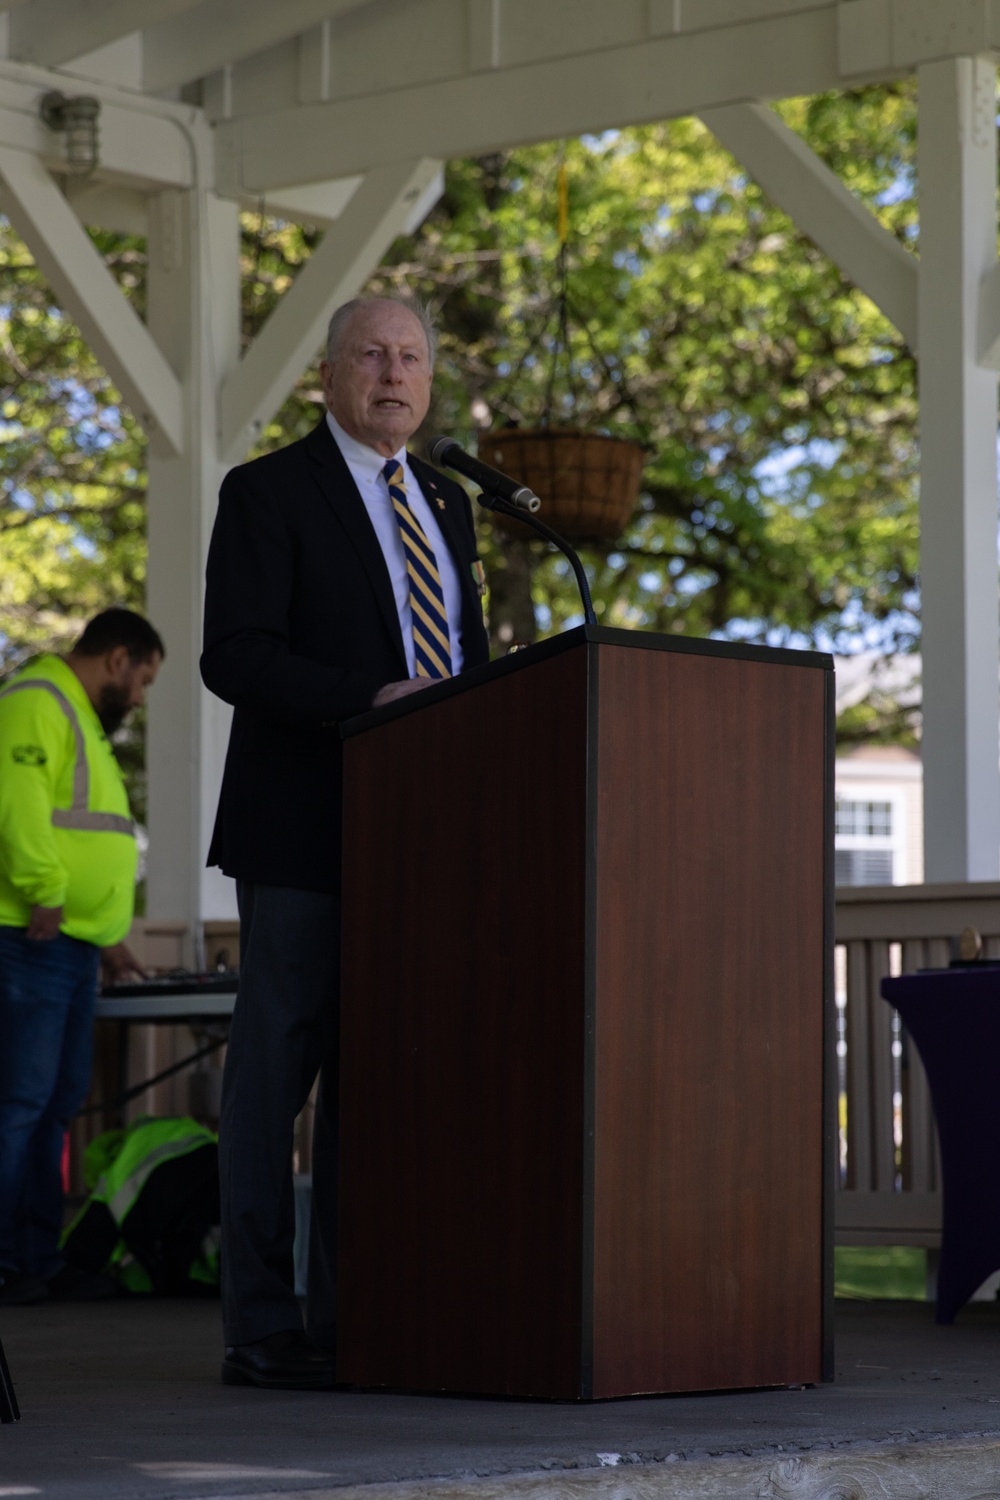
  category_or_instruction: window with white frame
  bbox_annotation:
[834,794,902,886]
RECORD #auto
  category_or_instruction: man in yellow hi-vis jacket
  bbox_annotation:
[0,608,163,1306]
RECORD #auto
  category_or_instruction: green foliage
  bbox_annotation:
[241,210,325,447]
[837,694,921,750]
[0,82,924,732]
[363,85,921,652]
[0,222,148,673]
[834,1245,926,1301]
[0,208,323,680]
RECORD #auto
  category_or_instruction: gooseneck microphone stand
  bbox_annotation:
[0,1331,19,1423]
[477,494,598,628]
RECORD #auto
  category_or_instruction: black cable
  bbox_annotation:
[79,1035,227,1116]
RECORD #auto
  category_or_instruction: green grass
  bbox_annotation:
[834,1246,927,1301]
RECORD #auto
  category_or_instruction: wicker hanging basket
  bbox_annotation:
[482,427,645,543]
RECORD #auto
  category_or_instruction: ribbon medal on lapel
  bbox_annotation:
[471,559,488,599]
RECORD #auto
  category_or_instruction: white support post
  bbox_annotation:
[145,186,241,951]
[917,57,1000,881]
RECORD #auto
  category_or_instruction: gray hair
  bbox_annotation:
[325,295,438,365]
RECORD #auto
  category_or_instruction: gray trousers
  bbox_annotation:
[219,881,340,1349]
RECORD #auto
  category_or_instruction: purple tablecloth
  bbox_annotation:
[881,966,1000,1323]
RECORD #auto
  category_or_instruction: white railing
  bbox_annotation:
[835,881,1000,1247]
[76,893,1000,1234]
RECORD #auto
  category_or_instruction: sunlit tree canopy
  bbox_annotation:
[0,83,922,728]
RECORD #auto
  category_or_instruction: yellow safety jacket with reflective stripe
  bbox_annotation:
[0,655,137,946]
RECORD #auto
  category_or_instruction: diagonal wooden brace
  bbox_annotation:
[219,157,442,466]
[0,146,184,455]
[701,101,919,352]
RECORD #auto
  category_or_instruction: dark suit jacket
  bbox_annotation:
[201,417,491,892]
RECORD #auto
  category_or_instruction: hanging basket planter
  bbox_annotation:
[477,163,649,545]
[482,427,646,543]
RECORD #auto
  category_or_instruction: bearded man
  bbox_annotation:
[0,607,162,1306]
[202,295,490,1389]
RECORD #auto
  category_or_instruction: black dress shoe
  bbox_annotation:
[221,1329,336,1390]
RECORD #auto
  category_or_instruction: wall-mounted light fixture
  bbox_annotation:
[39,91,101,177]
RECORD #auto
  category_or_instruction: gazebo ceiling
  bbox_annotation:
[0,0,996,201]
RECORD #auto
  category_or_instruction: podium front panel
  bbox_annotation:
[338,631,831,1399]
[338,646,590,1397]
[591,645,826,1395]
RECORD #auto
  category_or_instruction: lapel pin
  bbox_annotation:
[436,498,446,511]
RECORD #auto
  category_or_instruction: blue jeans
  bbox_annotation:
[0,926,100,1277]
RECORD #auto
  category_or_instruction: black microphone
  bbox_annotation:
[426,436,541,513]
[428,436,597,626]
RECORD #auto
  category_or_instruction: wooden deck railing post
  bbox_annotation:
[835,882,1000,1247]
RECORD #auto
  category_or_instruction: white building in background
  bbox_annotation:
[834,655,924,887]
[835,746,923,886]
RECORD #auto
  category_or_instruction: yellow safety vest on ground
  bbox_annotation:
[62,1117,221,1296]
[0,654,137,946]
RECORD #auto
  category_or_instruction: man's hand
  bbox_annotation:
[372,679,436,708]
[26,905,63,942]
[100,942,147,985]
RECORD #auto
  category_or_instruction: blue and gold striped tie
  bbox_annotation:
[382,459,453,680]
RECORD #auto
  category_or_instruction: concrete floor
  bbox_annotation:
[1,1298,1000,1499]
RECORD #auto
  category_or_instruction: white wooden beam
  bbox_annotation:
[0,147,184,454]
[8,0,201,69]
[220,157,441,465]
[142,0,373,94]
[700,101,918,348]
[467,0,502,71]
[65,181,149,236]
[243,176,363,229]
[214,6,844,191]
[840,0,996,78]
[838,0,894,78]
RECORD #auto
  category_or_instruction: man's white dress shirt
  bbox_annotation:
[326,411,464,676]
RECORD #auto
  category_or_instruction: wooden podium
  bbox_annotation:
[338,626,834,1399]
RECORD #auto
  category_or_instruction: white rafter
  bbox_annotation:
[8,0,202,69]
[0,147,183,453]
[219,157,442,465]
[212,7,845,192]
[237,177,364,229]
[142,0,375,94]
[65,181,150,237]
[700,101,919,350]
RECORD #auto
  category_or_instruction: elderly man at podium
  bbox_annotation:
[201,295,490,1389]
